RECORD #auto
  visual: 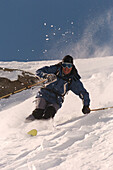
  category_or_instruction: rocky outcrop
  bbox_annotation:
[0,67,40,98]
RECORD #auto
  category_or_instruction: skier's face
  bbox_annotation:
[62,63,73,75]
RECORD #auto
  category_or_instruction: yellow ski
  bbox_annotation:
[27,129,37,136]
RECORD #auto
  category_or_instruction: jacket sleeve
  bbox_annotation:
[36,65,58,79]
[70,79,90,106]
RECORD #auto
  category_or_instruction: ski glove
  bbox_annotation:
[44,74,57,82]
[82,105,90,114]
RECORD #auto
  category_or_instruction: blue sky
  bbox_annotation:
[0,0,113,61]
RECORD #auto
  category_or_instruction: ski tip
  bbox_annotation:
[27,129,37,136]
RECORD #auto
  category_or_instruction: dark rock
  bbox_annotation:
[0,67,40,98]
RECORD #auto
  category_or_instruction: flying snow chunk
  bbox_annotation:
[71,22,74,24]
[65,31,68,34]
[46,38,49,41]
[43,50,48,54]
[44,23,47,26]
[51,25,54,28]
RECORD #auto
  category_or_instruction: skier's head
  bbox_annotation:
[62,55,73,64]
[62,55,73,75]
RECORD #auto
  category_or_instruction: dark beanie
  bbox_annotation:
[62,55,73,64]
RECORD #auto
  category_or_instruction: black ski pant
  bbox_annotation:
[32,97,60,120]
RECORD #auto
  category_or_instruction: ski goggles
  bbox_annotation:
[62,63,73,68]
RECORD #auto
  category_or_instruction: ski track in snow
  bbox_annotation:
[0,57,113,170]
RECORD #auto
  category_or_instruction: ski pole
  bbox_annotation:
[0,78,47,100]
[91,106,113,111]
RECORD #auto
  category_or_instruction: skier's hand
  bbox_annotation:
[82,105,90,114]
[45,74,57,82]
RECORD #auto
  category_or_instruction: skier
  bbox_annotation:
[26,55,90,121]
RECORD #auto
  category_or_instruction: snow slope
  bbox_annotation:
[0,56,113,170]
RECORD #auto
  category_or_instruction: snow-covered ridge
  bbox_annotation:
[0,67,36,81]
[0,56,113,170]
[0,69,22,81]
